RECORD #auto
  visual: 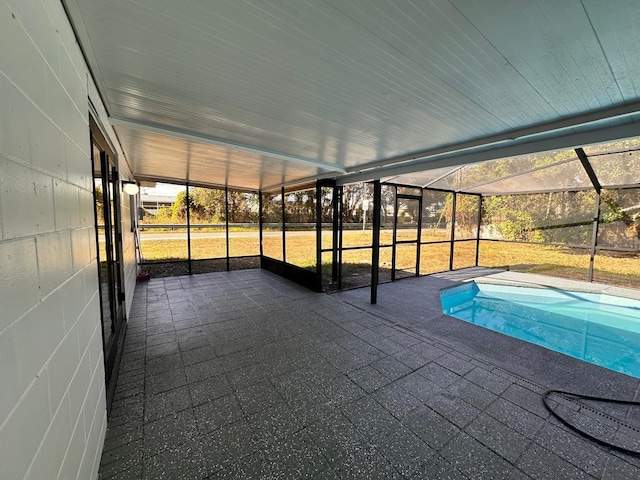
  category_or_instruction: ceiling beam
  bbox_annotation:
[338,121,640,185]
[133,173,260,193]
[110,117,347,174]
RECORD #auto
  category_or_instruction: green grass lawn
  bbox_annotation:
[139,230,640,289]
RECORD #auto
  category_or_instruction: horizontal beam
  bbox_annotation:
[343,101,640,178]
[261,172,339,193]
[133,173,259,193]
[110,117,346,174]
[337,120,640,185]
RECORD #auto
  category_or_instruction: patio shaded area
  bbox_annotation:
[99,269,640,479]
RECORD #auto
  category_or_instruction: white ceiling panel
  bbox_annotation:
[64,0,640,190]
[114,125,333,191]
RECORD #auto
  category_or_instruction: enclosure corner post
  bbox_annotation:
[371,180,382,304]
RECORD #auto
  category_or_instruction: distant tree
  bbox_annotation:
[189,188,225,222]
[95,185,104,220]
[262,192,283,224]
[170,190,188,223]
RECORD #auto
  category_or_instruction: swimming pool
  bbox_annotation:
[440,282,640,378]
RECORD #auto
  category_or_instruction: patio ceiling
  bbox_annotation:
[64,0,640,191]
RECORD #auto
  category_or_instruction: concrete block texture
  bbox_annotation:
[0,0,127,478]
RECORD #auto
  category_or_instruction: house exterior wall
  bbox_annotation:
[0,1,136,479]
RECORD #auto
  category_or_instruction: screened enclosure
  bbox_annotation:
[309,140,640,295]
[138,183,260,277]
[380,141,640,291]
[134,139,639,298]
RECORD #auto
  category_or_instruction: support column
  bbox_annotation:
[225,186,230,271]
[332,185,339,282]
[258,191,264,258]
[589,193,602,282]
[576,148,602,283]
[475,195,483,266]
[371,180,381,304]
[186,183,192,275]
[449,193,457,271]
[416,191,423,276]
[338,186,344,290]
[281,186,286,264]
[391,186,398,281]
[315,181,322,291]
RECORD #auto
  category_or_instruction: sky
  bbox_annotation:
[140,182,185,198]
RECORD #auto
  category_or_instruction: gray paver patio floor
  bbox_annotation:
[99,268,640,479]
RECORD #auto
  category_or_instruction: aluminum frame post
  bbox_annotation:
[186,183,192,275]
[225,186,230,271]
[331,186,339,282]
[475,195,483,266]
[338,186,344,290]
[258,192,264,258]
[391,186,398,281]
[416,192,423,276]
[371,180,382,304]
[589,193,602,282]
[449,193,457,271]
[315,181,322,291]
[281,186,286,264]
[576,147,602,283]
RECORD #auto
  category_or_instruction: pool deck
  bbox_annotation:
[100,268,640,479]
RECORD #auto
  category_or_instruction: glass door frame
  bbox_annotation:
[392,193,423,281]
[90,116,126,411]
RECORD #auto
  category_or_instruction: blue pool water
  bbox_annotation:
[440,282,640,378]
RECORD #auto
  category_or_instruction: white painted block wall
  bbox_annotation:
[0,1,135,479]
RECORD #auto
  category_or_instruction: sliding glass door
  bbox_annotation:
[91,120,125,402]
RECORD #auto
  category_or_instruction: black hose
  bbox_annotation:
[542,389,640,456]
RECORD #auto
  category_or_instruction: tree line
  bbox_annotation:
[140,142,639,250]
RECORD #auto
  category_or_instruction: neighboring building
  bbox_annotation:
[140,194,176,215]
[0,1,137,479]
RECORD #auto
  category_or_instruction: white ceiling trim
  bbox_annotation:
[344,100,640,178]
[134,173,259,193]
[109,117,347,174]
[338,121,640,186]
